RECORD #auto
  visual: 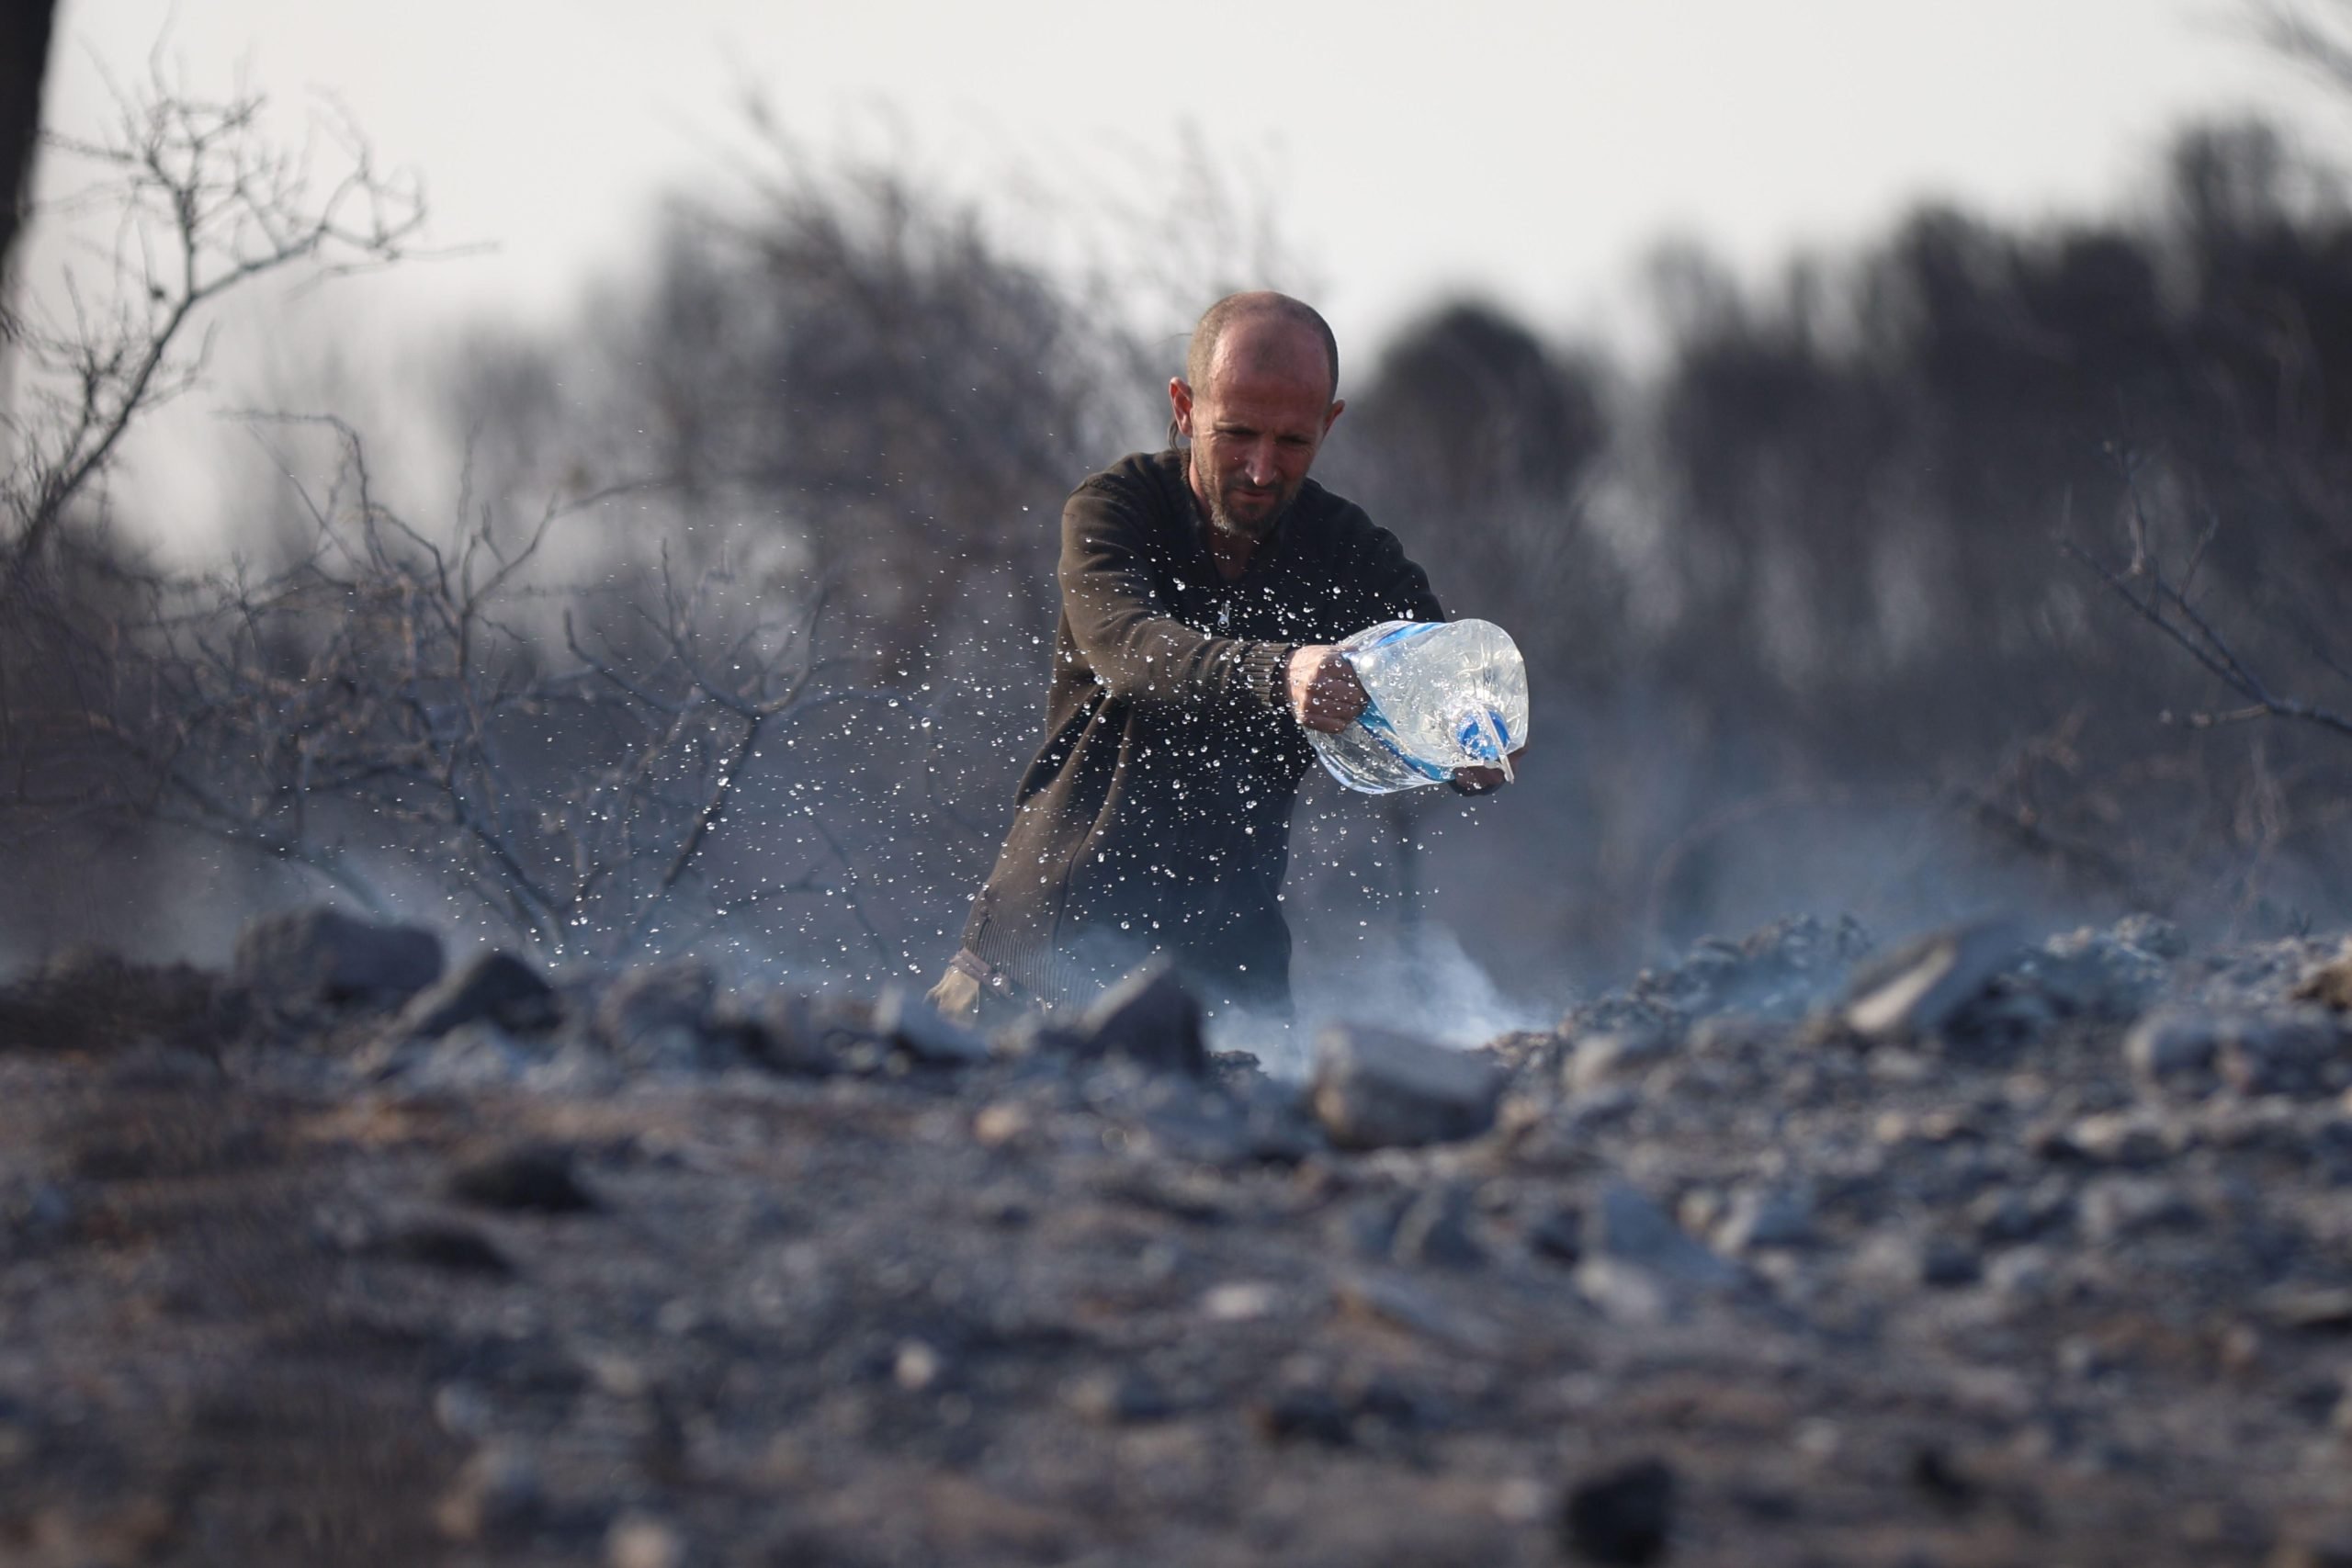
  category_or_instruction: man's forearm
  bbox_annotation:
[1058,486,1298,717]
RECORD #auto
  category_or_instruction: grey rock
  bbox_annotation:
[597,960,718,1052]
[0,953,228,1055]
[991,1010,1091,1062]
[869,987,987,1066]
[1919,1235,1984,1287]
[730,991,834,1076]
[1077,958,1207,1076]
[2291,937,2352,1010]
[2272,1531,2352,1568]
[522,1038,626,1095]
[1527,1203,1585,1265]
[1206,1046,1266,1085]
[1686,1012,1777,1058]
[1560,1456,1676,1566]
[1566,1029,1673,1095]
[2056,1336,2120,1382]
[369,1020,547,1089]
[1250,1382,1354,1447]
[1566,915,1873,1043]
[1334,1270,1504,1355]
[2117,911,2182,964]
[401,952,560,1040]
[1965,986,2058,1048]
[2312,1117,2352,1185]
[1231,1081,1321,1165]
[2080,1177,2202,1243]
[1562,1085,1641,1133]
[893,1338,948,1391]
[2114,912,2188,959]
[971,1187,1031,1229]
[1309,1021,1500,1150]
[235,907,443,1009]
[5,1181,76,1249]
[2196,936,2343,1011]
[1336,1192,1408,1259]
[1589,1182,1740,1288]
[1907,1443,1983,1511]
[435,1444,545,1542]
[2126,1007,2224,1093]
[2218,1007,2345,1098]
[2063,1110,2178,1168]
[1715,1185,1815,1252]
[431,1381,494,1439]
[2260,1286,2352,1333]
[367,1217,513,1276]
[1839,920,2025,1043]
[1064,1368,1174,1425]
[1984,1244,2058,1302]
[1335,1367,1441,1435]
[2131,1005,2349,1099]
[447,1143,597,1213]
[1390,1182,1487,1269]
[1575,1258,1681,1325]
[1111,1097,1243,1168]
[1130,1071,1314,1167]
[2025,922,2173,1021]
[628,1024,721,1075]
[1969,1181,2073,1246]
[606,1515,687,1568]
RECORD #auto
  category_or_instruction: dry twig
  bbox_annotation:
[2059,450,2352,745]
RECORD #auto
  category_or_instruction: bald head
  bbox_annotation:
[1170,292,1347,552]
[1185,291,1340,403]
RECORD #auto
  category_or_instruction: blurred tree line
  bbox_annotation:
[1327,118,2352,985]
[402,110,2352,989]
[10,55,2352,1000]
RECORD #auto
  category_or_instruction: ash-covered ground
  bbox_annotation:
[5,908,2352,1566]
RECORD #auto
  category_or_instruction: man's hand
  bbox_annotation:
[1451,748,1529,795]
[1286,645,1369,734]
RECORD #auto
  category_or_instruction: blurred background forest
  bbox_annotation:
[7,4,2352,1032]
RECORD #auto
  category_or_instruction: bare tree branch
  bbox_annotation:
[2060,451,2352,743]
[5,72,424,596]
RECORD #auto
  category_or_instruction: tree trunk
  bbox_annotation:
[1,0,60,292]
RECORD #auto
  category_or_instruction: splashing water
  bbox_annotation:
[1306,619,1530,795]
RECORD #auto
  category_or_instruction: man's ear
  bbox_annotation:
[1170,377,1197,439]
[1323,397,1346,436]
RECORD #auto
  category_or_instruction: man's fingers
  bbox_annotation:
[1323,661,1369,726]
[1308,666,1366,732]
[1287,645,1368,732]
[1452,764,1510,794]
[1285,644,1331,727]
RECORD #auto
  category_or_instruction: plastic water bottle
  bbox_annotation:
[1306,618,1529,795]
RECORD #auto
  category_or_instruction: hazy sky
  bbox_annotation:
[38,0,2333,362]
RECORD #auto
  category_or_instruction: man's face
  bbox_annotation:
[1170,320,1344,545]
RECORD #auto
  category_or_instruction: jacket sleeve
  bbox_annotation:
[1333,502,1445,627]
[1058,477,1295,716]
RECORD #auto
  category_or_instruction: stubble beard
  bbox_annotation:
[1207,493,1288,544]
[1194,460,1295,546]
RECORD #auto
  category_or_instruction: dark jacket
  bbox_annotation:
[960,449,1442,1012]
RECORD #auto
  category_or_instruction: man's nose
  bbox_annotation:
[1244,441,1280,483]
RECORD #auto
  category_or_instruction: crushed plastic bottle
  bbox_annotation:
[1306,618,1529,795]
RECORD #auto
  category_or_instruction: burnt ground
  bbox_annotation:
[4,916,2352,1566]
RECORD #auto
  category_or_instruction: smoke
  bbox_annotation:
[1222,920,1556,1078]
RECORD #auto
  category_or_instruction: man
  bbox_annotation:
[929,291,1510,1022]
